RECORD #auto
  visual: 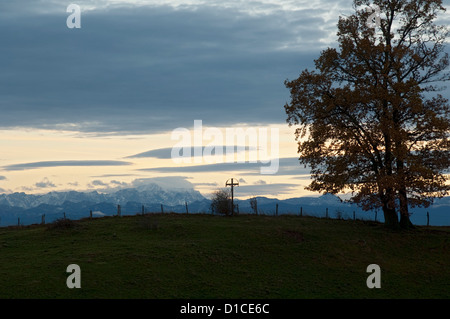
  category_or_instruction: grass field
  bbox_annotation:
[0,213,448,299]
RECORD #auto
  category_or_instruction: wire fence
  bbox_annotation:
[0,202,443,227]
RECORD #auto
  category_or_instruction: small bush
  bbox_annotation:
[46,218,77,231]
[210,189,234,216]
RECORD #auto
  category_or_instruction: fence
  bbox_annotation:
[0,202,442,227]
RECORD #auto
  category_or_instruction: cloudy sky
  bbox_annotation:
[0,0,449,199]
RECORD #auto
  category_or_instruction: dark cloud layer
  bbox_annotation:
[138,156,310,176]
[0,4,322,135]
[126,146,257,159]
[1,2,448,136]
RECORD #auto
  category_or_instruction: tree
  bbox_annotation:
[210,189,233,216]
[284,0,450,229]
[249,196,258,215]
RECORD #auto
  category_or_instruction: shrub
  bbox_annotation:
[46,218,77,231]
[210,189,232,216]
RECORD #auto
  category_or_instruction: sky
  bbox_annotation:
[0,0,449,200]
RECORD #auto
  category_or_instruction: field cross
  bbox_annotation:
[225,178,239,216]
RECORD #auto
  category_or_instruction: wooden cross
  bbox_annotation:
[225,178,239,216]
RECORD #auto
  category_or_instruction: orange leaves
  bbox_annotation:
[284,0,450,216]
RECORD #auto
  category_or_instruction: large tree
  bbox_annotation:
[284,0,450,228]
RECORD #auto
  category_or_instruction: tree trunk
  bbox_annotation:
[396,159,414,229]
[381,189,399,229]
[399,192,414,229]
[399,212,414,229]
[382,205,399,229]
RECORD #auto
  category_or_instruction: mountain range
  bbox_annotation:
[0,185,448,227]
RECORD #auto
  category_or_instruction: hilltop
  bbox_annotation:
[0,213,448,299]
[0,187,449,227]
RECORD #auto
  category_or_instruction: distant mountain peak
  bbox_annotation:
[0,183,205,209]
[318,193,343,202]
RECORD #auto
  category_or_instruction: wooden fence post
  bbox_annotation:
[427,212,430,226]
[90,210,92,219]
[276,203,278,216]
[300,206,303,217]
[42,214,45,225]
[185,202,189,214]
[117,204,121,217]
[63,212,66,220]
[142,205,145,215]
[18,217,20,227]
[353,211,355,221]
[161,204,164,214]
[326,207,328,218]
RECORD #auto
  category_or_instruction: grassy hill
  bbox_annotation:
[0,213,448,298]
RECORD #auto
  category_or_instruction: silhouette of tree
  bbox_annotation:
[284,0,450,228]
[210,189,232,216]
[249,197,258,215]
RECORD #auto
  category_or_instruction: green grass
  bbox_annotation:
[0,213,449,298]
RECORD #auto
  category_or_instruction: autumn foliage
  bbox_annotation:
[284,0,450,228]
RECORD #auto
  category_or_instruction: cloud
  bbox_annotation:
[91,174,138,178]
[0,3,331,135]
[126,146,257,159]
[210,182,300,198]
[126,148,174,159]
[131,176,195,190]
[88,179,129,189]
[138,157,309,176]
[0,176,6,181]
[1,1,448,136]
[222,179,303,198]
[79,176,197,193]
[90,180,108,187]
[110,180,128,186]
[35,178,56,188]
[193,182,219,187]
[3,160,132,171]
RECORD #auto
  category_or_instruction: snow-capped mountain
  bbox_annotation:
[0,184,205,210]
[0,189,448,227]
